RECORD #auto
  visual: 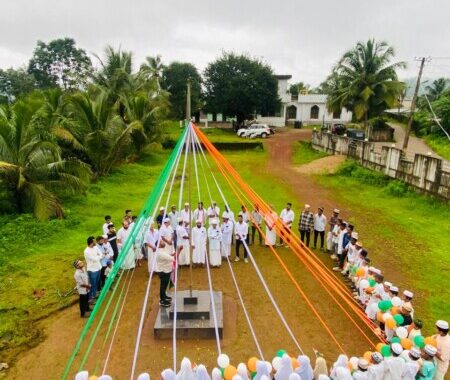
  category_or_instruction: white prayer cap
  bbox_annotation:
[196,219,202,224]
[184,202,189,206]
[222,212,229,218]
[384,281,392,287]
[98,376,113,380]
[403,290,414,298]
[424,344,437,356]
[368,266,375,272]
[436,320,449,330]
[163,217,170,223]
[212,200,217,204]
[390,286,399,292]
[409,348,421,359]
[355,241,363,247]
[177,217,183,222]
[333,208,340,213]
[372,268,382,275]
[211,218,218,225]
[371,352,383,363]
[160,206,165,211]
[351,232,359,239]
[358,358,369,370]
[137,373,151,380]
[391,343,403,355]
[304,204,311,208]
[102,234,108,239]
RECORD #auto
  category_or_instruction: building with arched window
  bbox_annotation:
[256,75,353,127]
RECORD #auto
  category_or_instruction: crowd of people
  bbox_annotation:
[72,202,449,380]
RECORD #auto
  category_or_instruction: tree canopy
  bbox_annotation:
[0,68,37,104]
[28,38,93,90]
[324,39,406,127]
[162,62,202,119]
[203,52,280,122]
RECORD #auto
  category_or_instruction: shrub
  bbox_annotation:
[384,181,411,197]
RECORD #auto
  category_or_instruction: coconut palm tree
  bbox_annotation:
[62,90,144,176]
[326,39,406,128]
[0,96,91,219]
[140,55,163,91]
[425,78,448,102]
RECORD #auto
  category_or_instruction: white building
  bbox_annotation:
[257,75,352,127]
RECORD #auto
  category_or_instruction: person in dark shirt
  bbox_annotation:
[107,224,119,262]
[401,302,414,326]
[156,207,165,228]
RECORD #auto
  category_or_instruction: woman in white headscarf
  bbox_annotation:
[334,367,352,380]
[295,355,314,380]
[275,354,294,380]
[237,363,249,380]
[313,357,328,380]
[177,357,196,380]
[195,365,211,380]
[254,360,271,380]
[162,369,176,380]
[329,355,348,379]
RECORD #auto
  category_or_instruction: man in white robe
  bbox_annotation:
[365,273,385,320]
[402,348,420,380]
[207,201,220,221]
[208,219,222,267]
[265,205,277,246]
[144,221,159,273]
[191,220,207,266]
[117,221,134,269]
[193,202,207,226]
[180,203,193,225]
[159,218,175,256]
[367,352,384,380]
[176,218,190,266]
[384,343,406,380]
[221,213,233,259]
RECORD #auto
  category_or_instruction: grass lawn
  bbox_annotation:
[424,135,450,161]
[314,161,450,329]
[0,139,295,365]
[292,141,328,165]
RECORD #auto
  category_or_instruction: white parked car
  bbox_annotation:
[237,124,272,139]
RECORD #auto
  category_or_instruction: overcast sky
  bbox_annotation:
[1,0,449,87]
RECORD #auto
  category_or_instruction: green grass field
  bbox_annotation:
[292,141,328,165]
[424,135,450,161]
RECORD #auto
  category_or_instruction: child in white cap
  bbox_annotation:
[433,320,450,380]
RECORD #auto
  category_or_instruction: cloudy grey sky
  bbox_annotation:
[1,0,449,86]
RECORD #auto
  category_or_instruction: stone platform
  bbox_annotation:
[154,290,223,339]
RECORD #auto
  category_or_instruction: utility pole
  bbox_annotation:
[402,57,428,149]
[185,78,191,123]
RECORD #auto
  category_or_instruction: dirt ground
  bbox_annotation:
[6,128,424,379]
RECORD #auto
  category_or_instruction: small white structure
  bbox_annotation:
[257,75,352,127]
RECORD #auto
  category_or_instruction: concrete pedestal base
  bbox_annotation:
[154,290,223,339]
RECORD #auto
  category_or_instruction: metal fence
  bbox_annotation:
[311,131,450,200]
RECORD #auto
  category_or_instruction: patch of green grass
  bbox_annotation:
[315,160,450,330]
[292,141,328,165]
[424,135,450,161]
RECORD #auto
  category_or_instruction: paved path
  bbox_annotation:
[375,122,449,165]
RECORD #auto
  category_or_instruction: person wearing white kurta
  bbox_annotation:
[144,223,159,273]
[180,203,193,225]
[193,203,207,226]
[191,221,207,265]
[367,352,385,380]
[265,206,277,246]
[401,348,421,380]
[159,218,174,256]
[384,344,406,380]
[208,220,222,267]
[176,219,190,266]
[207,202,220,221]
[279,203,295,245]
[221,214,233,258]
[365,278,384,320]
[118,221,135,269]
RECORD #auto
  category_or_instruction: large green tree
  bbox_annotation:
[162,62,202,119]
[28,38,92,90]
[325,39,406,127]
[0,95,91,219]
[0,68,37,104]
[203,52,281,123]
[288,82,310,96]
